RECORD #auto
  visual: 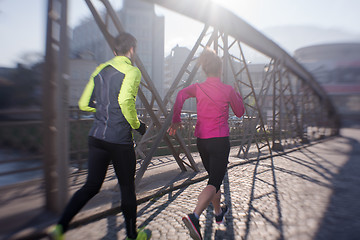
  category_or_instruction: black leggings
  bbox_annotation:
[196,137,230,192]
[58,137,137,238]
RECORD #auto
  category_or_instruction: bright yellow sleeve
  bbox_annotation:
[118,68,141,129]
[78,64,106,112]
[78,77,96,112]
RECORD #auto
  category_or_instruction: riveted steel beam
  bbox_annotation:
[141,0,338,123]
[84,0,200,186]
[43,0,69,214]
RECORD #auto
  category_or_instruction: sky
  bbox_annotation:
[0,0,360,67]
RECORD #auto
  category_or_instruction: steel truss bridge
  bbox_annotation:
[29,0,340,213]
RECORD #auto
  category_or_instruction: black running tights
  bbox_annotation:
[196,136,230,192]
[58,136,137,238]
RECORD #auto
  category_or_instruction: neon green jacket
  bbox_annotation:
[78,56,141,144]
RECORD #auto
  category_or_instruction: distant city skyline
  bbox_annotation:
[1,0,360,67]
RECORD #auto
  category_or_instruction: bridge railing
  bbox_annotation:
[0,108,256,190]
[0,106,334,192]
[0,0,340,214]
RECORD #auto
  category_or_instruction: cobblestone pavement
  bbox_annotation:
[62,128,360,240]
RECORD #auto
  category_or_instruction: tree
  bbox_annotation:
[0,75,14,109]
[7,63,42,107]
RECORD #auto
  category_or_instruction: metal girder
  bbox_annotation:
[5,0,341,217]
[72,0,340,189]
[134,24,211,178]
[81,0,339,180]
[43,0,69,213]
[140,0,337,121]
[283,73,303,142]
[271,60,285,151]
[135,28,220,185]
[280,73,303,145]
[162,25,210,107]
[225,40,272,159]
[84,0,199,186]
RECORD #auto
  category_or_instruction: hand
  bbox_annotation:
[135,121,147,135]
[167,122,182,136]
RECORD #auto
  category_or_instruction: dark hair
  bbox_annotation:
[198,47,222,77]
[114,32,137,55]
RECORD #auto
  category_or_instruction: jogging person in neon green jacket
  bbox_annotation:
[50,32,150,240]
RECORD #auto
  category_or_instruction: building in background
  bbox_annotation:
[164,45,196,111]
[71,0,164,104]
[294,43,360,125]
[68,52,98,108]
[164,45,216,112]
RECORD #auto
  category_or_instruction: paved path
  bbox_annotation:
[59,128,360,240]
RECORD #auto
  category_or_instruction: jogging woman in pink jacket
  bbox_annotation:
[168,48,245,240]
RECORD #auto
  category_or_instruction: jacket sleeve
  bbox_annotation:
[229,87,245,118]
[172,84,197,123]
[118,68,142,129]
[78,76,96,112]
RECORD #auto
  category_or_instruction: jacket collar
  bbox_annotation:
[206,77,221,82]
[111,56,132,65]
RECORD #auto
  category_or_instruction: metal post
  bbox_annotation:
[271,61,284,151]
[222,33,229,85]
[85,0,201,185]
[42,0,69,214]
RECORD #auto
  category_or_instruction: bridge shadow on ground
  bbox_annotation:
[95,129,360,240]
[226,129,359,240]
[203,172,235,240]
[100,172,197,240]
[242,155,284,240]
[313,134,360,240]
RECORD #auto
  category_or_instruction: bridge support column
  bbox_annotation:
[42,0,69,214]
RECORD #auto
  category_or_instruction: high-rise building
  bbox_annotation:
[71,0,164,101]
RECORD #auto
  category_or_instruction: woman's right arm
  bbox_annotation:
[172,84,197,123]
[78,77,96,112]
[78,64,105,112]
[168,84,197,136]
[229,88,245,118]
